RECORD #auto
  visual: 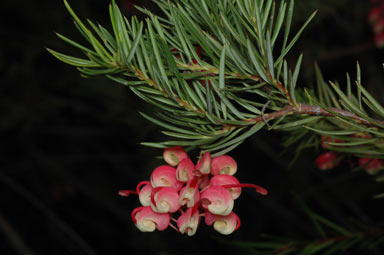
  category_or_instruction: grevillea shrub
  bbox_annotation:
[119,147,267,236]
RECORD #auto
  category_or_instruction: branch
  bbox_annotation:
[249,103,384,127]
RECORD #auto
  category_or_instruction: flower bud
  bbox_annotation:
[196,152,211,175]
[132,206,170,232]
[151,165,183,190]
[177,207,200,236]
[211,155,237,175]
[210,174,241,199]
[176,157,194,182]
[316,152,339,170]
[201,185,234,216]
[204,211,240,235]
[151,187,181,213]
[138,182,153,206]
[359,157,384,174]
[163,147,188,166]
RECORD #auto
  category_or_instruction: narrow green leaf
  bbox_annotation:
[219,44,228,119]
[247,39,270,83]
[290,54,303,103]
[140,112,199,136]
[265,30,275,80]
[275,10,317,66]
[47,48,99,67]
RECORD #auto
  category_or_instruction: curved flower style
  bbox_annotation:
[132,206,170,232]
[210,174,242,199]
[120,147,267,236]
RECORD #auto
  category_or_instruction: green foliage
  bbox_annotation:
[224,198,384,255]
[49,0,384,159]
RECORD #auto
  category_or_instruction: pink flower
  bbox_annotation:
[315,152,339,170]
[151,165,183,190]
[196,152,211,174]
[374,33,384,48]
[201,185,234,216]
[176,157,194,182]
[198,174,210,189]
[210,174,242,199]
[137,181,153,206]
[177,205,201,236]
[359,158,384,174]
[163,147,188,166]
[211,155,237,175]
[179,176,200,208]
[368,6,382,24]
[131,206,170,232]
[150,187,181,213]
[205,211,240,235]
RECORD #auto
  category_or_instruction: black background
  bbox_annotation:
[1,0,384,254]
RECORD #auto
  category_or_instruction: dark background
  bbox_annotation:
[1,0,384,254]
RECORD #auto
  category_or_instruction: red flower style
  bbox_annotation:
[120,147,267,235]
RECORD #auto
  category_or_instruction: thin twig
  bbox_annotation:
[248,103,384,127]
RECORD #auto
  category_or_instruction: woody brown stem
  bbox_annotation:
[248,103,384,127]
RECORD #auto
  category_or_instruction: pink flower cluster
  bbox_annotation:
[316,135,383,174]
[119,147,267,236]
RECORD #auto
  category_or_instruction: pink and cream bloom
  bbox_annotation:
[179,176,200,208]
[177,205,201,236]
[120,147,268,236]
[137,181,153,206]
[163,146,188,166]
[150,165,183,190]
[205,211,240,235]
[200,185,234,216]
[196,152,211,174]
[198,174,210,189]
[176,157,195,182]
[150,187,181,213]
[211,155,237,175]
[131,206,170,232]
[210,174,242,199]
